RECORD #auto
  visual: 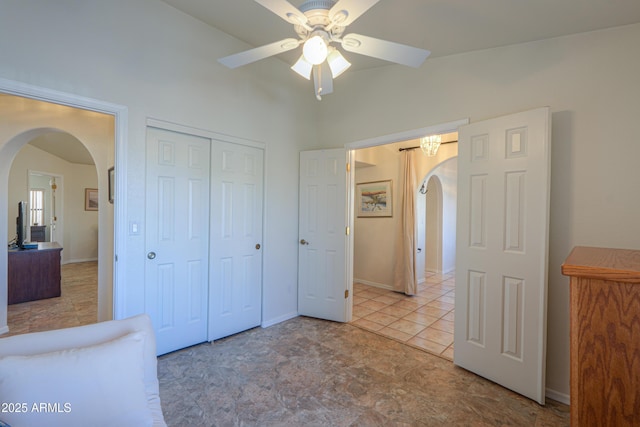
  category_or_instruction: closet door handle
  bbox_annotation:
[147,251,156,260]
[300,239,309,245]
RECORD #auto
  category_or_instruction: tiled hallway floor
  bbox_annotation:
[351,272,455,360]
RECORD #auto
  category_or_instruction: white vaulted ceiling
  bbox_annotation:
[162,0,640,71]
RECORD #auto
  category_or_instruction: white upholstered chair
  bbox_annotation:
[0,314,166,427]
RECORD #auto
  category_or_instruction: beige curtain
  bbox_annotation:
[393,150,417,295]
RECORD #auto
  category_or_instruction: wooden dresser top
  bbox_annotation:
[562,246,640,282]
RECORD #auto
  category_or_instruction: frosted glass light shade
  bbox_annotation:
[303,35,328,65]
[291,55,313,79]
[420,135,442,157]
[327,49,351,78]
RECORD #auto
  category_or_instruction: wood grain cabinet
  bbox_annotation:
[562,246,640,426]
[8,242,62,305]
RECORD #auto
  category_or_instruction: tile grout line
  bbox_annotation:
[351,276,455,361]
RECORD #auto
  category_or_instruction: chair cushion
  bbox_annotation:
[0,331,153,427]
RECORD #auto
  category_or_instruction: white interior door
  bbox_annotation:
[209,141,264,341]
[298,148,351,322]
[454,107,551,404]
[145,127,210,355]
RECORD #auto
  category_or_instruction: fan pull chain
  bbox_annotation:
[316,65,323,101]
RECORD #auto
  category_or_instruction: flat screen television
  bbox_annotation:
[16,200,27,249]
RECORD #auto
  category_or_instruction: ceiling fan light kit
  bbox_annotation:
[326,47,351,78]
[302,33,329,64]
[218,0,431,100]
[291,55,313,79]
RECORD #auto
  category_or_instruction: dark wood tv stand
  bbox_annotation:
[8,242,63,305]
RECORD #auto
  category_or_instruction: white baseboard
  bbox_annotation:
[261,311,298,328]
[353,278,392,290]
[63,257,98,265]
[545,388,570,405]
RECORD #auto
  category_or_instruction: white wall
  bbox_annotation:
[416,187,426,279]
[8,144,99,263]
[319,23,640,400]
[433,159,457,274]
[0,0,317,329]
[420,158,458,275]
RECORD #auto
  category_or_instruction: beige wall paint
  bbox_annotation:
[353,145,399,288]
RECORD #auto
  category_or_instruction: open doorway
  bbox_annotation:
[27,171,63,244]
[5,133,101,335]
[0,84,123,335]
[347,120,467,360]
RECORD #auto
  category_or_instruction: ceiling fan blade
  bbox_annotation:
[341,33,430,68]
[254,0,308,26]
[329,0,380,26]
[313,62,333,100]
[218,38,301,69]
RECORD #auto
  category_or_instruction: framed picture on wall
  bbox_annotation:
[356,180,392,217]
[85,188,98,211]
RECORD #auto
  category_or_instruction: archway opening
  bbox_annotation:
[1,92,115,336]
[351,131,459,360]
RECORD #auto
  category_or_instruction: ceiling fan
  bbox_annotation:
[218,0,431,100]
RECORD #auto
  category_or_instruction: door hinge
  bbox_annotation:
[346,162,351,172]
[345,289,349,299]
[345,226,350,235]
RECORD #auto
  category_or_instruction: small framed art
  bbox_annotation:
[356,180,392,217]
[85,188,98,211]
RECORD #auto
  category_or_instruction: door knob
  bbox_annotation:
[255,244,261,250]
[300,239,309,245]
[147,251,156,260]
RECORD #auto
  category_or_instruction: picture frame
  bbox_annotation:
[108,166,115,204]
[356,180,393,217]
[85,188,98,211]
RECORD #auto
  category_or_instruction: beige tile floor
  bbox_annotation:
[351,272,455,360]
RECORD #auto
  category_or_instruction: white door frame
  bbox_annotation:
[27,170,65,245]
[344,118,469,292]
[0,77,127,332]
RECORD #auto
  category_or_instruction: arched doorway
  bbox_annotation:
[0,85,123,334]
[417,175,443,276]
[6,129,100,334]
[417,156,458,278]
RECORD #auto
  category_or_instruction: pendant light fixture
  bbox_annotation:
[420,135,442,157]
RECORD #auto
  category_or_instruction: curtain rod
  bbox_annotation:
[398,140,458,152]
